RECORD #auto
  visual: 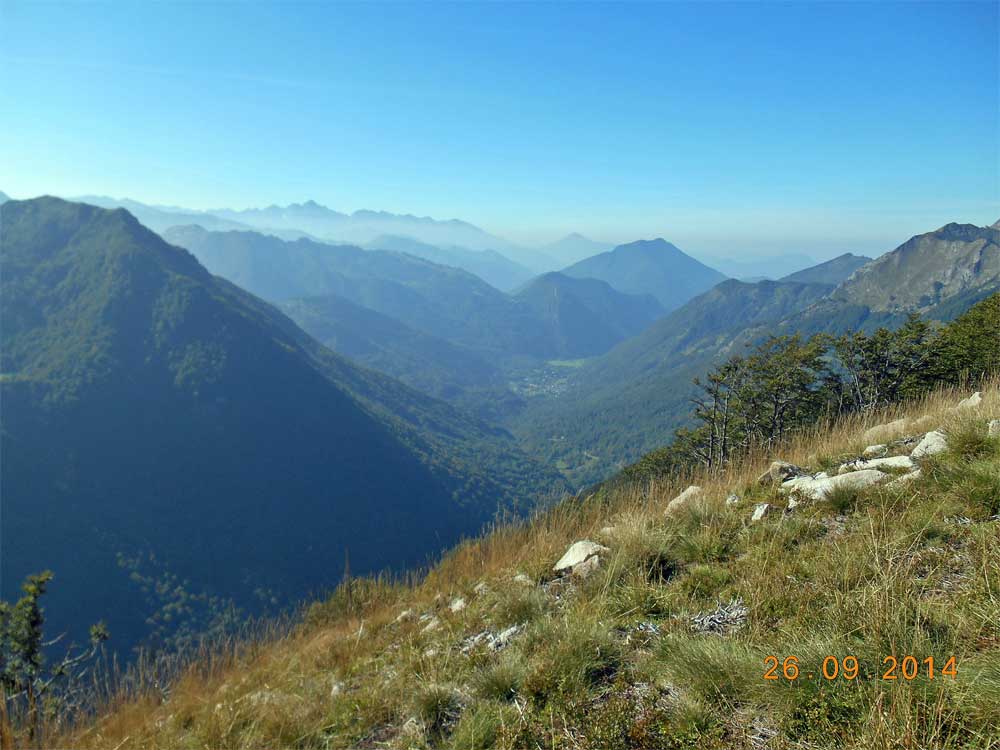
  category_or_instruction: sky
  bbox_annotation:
[2,1,998,259]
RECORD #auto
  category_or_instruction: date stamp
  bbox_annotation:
[763,655,958,681]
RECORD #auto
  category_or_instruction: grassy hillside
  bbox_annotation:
[46,383,1000,749]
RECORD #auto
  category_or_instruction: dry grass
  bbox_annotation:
[36,380,1000,749]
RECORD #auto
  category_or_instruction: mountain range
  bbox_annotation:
[513,221,1000,486]
[0,197,568,654]
[779,252,871,285]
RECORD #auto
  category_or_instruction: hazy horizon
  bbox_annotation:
[3,1,998,259]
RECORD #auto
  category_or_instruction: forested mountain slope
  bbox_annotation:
[0,197,567,657]
[512,272,664,358]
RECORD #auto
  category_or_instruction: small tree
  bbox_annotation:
[0,571,108,740]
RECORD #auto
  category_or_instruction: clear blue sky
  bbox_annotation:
[2,1,997,258]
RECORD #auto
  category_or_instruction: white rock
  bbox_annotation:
[421,616,441,634]
[838,455,915,474]
[423,648,438,658]
[725,492,740,506]
[786,498,801,511]
[394,608,415,624]
[750,503,770,522]
[665,485,702,514]
[988,419,1000,438]
[571,555,601,579]
[863,444,887,458]
[448,597,466,613]
[553,540,609,572]
[330,680,344,697]
[786,469,888,500]
[888,469,922,488]
[957,392,983,409]
[512,573,533,586]
[863,418,908,443]
[493,624,522,649]
[473,582,489,596]
[912,431,948,459]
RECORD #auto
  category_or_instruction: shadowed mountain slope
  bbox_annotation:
[0,197,567,656]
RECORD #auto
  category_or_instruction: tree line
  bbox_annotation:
[625,293,1000,480]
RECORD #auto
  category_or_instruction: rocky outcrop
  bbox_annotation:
[838,455,915,474]
[911,431,948,459]
[553,540,609,572]
[665,485,702,514]
[783,469,888,500]
[757,461,803,486]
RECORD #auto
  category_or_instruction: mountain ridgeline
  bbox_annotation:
[513,222,1000,486]
[0,197,568,655]
[164,226,669,367]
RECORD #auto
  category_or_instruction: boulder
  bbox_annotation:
[756,461,802,486]
[421,616,441,634]
[838,455,915,474]
[888,469,922,488]
[957,392,983,409]
[988,419,1000,438]
[912,430,948,459]
[862,418,908,443]
[665,485,702,514]
[862,444,887,458]
[572,555,601,579]
[554,540,609,572]
[785,469,888,500]
[750,503,770,522]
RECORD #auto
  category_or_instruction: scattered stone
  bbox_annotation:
[750,503,770,522]
[394,608,415,624]
[863,444,887,458]
[460,624,523,654]
[786,498,801,512]
[512,573,533,586]
[571,555,601,579]
[691,597,748,635]
[725,492,741,506]
[757,461,803,486]
[912,430,948,459]
[421,616,441,634]
[887,469,922,488]
[448,597,466,614]
[666,485,702,514]
[473,581,489,596]
[784,469,888,500]
[553,540,609,572]
[957,392,983,409]
[838,455,915,474]
[988,419,1000,437]
[863,418,908,443]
